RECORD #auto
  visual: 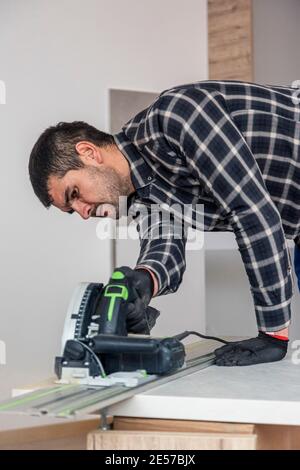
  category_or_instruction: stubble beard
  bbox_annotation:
[88,166,133,218]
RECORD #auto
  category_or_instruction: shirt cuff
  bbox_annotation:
[135,259,171,296]
[255,300,292,332]
[135,264,159,297]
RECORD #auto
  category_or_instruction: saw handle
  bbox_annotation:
[97,274,130,336]
[97,269,159,336]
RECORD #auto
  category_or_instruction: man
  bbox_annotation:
[29,79,300,366]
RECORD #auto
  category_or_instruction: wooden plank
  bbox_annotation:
[208,0,253,81]
[12,377,57,397]
[256,424,300,450]
[0,418,100,450]
[184,337,242,360]
[185,340,217,360]
[113,416,255,434]
[88,430,257,450]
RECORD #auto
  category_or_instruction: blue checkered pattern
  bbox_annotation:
[114,80,300,331]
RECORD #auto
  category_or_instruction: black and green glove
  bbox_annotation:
[114,266,160,334]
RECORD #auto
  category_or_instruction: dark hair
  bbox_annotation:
[28,121,115,208]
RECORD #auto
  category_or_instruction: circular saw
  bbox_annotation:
[55,271,186,387]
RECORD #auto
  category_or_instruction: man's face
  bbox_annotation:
[48,165,129,219]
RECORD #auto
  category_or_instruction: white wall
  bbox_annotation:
[0,0,208,401]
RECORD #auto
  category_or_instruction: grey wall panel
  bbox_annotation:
[111,89,206,338]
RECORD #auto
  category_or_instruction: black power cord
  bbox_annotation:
[172,330,229,345]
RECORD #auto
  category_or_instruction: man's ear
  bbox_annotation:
[75,141,103,165]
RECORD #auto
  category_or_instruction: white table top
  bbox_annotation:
[109,351,300,425]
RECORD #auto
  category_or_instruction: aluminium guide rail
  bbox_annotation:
[0,352,215,419]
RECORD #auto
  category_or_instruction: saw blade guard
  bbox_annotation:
[60,282,104,354]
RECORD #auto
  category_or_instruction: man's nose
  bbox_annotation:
[71,200,92,219]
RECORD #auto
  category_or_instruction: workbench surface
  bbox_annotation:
[109,351,300,425]
[5,339,300,427]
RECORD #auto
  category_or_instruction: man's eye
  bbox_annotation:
[71,188,79,199]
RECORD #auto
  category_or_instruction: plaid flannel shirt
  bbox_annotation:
[114,80,300,331]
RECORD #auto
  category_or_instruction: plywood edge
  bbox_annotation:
[113,416,255,434]
[89,429,257,450]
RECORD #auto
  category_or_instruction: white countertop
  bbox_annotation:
[109,352,300,425]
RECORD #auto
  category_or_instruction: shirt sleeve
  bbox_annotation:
[154,86,293,331]
[294,237,300,291]
[130,198,187,296]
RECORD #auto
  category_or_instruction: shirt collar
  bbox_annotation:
[113,131,154,191]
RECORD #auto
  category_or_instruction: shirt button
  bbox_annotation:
[147,176,152,181]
